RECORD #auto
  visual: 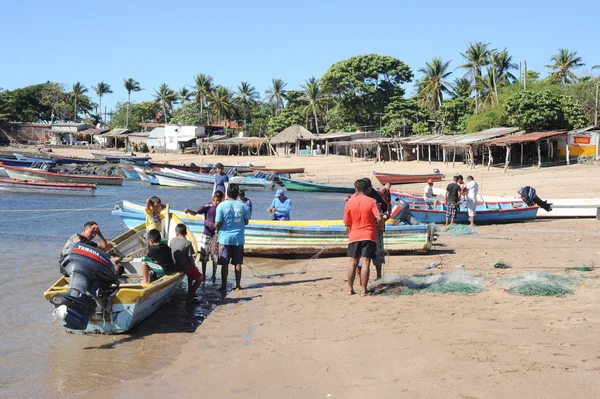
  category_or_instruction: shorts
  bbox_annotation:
[424,198,435,210]
[199,234,217,263]
[185,265,203,281]
[466,199,477,217]
[446,202,458,219]
[373,229,385,267]
[218,244,244,266]
[347,240,377,259]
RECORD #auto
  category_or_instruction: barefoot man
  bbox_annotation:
[344,179,382,297]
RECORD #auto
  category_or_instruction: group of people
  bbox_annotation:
[423,174,479,226]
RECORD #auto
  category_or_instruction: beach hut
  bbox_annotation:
[95,129,131,148]
[558,126,600,163]
[270,125,315,156]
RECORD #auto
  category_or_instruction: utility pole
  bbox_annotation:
[595,83,599,127]
[523,61,527,91]
[375,112,384,131]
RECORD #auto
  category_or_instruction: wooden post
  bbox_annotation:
[442,147,446,164]
[296,139,299,156]
[537,141,542,168]
[504,145,511,172]
[468,146,475,169]
[325,140,329,156]
[227,144,231,156]
[566,141,570,165]
[547,139,551,160]
[452,147,456,168]
[398,143,403,161]
[487,145,493,170]
[417,145,420,162]
[377,145,381,162]
[520,143,524,166]
[482,150,486,169]
[387,144,392,162]
[550,140,554,159]
[428,144,431,164]
[436,144,440,160]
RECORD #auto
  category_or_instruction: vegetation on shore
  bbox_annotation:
[1,45,598,136]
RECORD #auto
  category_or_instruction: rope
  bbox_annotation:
[0,208,115,212]
[0,201,120,223]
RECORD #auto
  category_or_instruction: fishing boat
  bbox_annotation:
[229,173,277,191]
[132,165,151,181]
[251,166,305,174]
[0,157,56,168]
[112,201,433,256]
[92,152,151,163]
[279,176,355,194]
[408,201,539,224]
[373,171,443,185]
[147,161,211,173]
[0,177,97,195]
[1,164,124,186]
[118,163,141,179]
[151,170,213,188]
[163,168,274,191]
[44,213,196,334]
[207,162,259,174]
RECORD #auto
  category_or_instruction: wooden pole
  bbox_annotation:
[387,144,392,162]
[520,143,524,166]
[469,146,475,169]
[504,145,511,172]
[397,143,402,161]
[417,145,420,162]
[537,141,542,168]
[442,147,446,164]
[452,147,456,168]
[487,145,493,170]
[482,149,486,169]
[566,140,570,165]
[428,144,431,164]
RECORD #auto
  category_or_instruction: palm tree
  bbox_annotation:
[458,42,492,114]
[476,67,497,108]
[450,77,473,99]
[494,49,518,84]
[545,48,585,84]
[235,81,258,131]
[152,83,178,123]
[71,82,88,122]
[93,81,113,124]
[191,73,213,122]
[123,78,142,129]
[178,87,192,106]
[301,77,327,134]
[416,58,452,110]
[265,78,287,116]
[208,86,234,124]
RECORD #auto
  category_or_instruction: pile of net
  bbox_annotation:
[443,224,476,236]
[501,272,582,297]
[372,271,485,296]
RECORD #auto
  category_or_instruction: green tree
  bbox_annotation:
[109,101,162,130]
[93,81,113,124]
[267,106,304,135]
[505,90,587,130]
[494,49,518,84]
[0,89,15,121]
[321,54,413,130]
[265,78,287,116]
[435,97,472,134]
[178,87,192,106]
[459,42,492,114]
[545,48,585,84]
[526,70,540,83]
[123,78,142,129]
[380,97,431,137]
[71,82,88,122]
[170,102,202,125]
[40,82,71,122]
[301,77,327,134]
[450,77,473,99]
[476,67,498,108]
[152,83,178,123]
[192,73,214,123]
[235,81,258,130]
[208,86,234,124]
[416,57,452,110]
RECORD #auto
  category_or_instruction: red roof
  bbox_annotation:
[482,131,566,146]
[210,121,241,129]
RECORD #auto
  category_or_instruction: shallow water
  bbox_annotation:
[0,180,345,398]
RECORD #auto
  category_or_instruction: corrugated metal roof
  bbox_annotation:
[442,127,521,147]
[482,131,566,145]
[323,131,383,140]
[98,129,131,138]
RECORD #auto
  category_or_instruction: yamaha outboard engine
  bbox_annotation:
[518,186,552,212]
[50,243,119,330]
[391,199,419,225]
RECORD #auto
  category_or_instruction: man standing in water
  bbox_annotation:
[215,183,251,292]
[344,179,382,297]
[445,176,461,225]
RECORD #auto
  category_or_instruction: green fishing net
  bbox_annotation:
[501,273,582,297]
[493,261,510,269]
[372,271,485,296]
[443,224,476,236]
[565,265,594,272]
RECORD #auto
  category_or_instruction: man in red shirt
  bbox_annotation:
[344,179,382,297]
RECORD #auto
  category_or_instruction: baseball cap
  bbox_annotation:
[427,178,434,184]
[275,189,284,197]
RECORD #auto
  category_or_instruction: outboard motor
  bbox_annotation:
[390,199,419,225]
[518,186,552,212]
[50,243,119,330]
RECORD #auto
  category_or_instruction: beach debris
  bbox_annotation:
[372,271,485,296]
[425,262,437,270]
[443,224,476,236]
[565,264,594,272]
[493,261,510,269]
[501,272,581,297]
[454,264,465,269]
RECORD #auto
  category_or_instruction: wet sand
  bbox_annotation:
[18,149,600,398]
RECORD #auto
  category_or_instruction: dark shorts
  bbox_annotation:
[446,202,458,219]
[218,244,244,266]
[185,265,203,281]
[347,240,377,259]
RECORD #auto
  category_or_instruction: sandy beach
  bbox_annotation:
[27,148,600,398]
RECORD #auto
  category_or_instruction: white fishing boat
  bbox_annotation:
[0,177,97,195]
[152,170,213,188]
[133,165,151,181]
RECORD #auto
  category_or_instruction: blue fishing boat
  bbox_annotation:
[0,157,55,168]
[406,201,538,224]
[92,152,150,163]
[113,201,433,256]
[14,153,107,165]
[279,176,355,194]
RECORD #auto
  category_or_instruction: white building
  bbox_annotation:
[164,124,205,150]
[147,127,166,150]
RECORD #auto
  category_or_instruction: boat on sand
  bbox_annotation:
[1,164,124,186]
[373,171,443,185]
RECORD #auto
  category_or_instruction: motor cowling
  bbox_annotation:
[51,243,119,330]
[518,186,552,212]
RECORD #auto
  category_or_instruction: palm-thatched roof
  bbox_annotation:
[270,125,315,144]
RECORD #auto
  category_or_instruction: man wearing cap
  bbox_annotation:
[424,179,438,210]
[268,189,292,220]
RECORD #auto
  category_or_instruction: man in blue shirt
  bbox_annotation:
[268,189,292,220]
[213,162,229,195]
[215,183,251,292]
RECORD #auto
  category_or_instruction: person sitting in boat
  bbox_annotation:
[59,221,121,275]
[268,189,292,220]
[213,163,229,195]
[424,178,438,210]
[145,196,166,233]
[239,189,253,217]
[184,191,224,283]
[141,229,176,285]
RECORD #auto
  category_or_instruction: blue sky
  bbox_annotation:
[1,0,598,113]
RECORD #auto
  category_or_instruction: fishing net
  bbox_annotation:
[443,224,476,236]
[565,264,594,272]
[372,271,485,296]
[493,261,510,269]
[501,273,582,297]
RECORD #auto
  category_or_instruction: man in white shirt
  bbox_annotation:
[423,179,438,210]
[465,175,479,227]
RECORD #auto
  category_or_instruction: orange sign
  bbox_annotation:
[573,136,591,145]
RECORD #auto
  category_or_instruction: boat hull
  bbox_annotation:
[119,164,141,179]
[280,176,354,193]
[153,171,213,188]
[0,178,96,195]
[252,167,305,174]
[2,164,123,186]
[0,157,55,168]
[408,202,538,224]
[374,172,443,185]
